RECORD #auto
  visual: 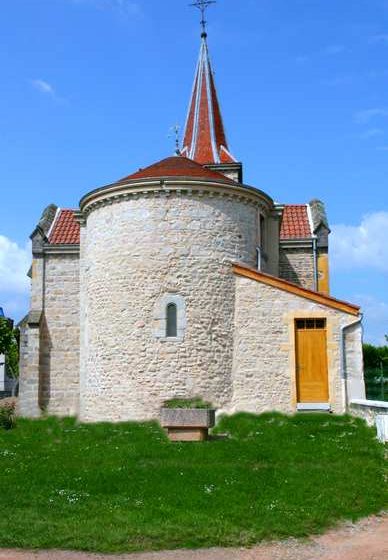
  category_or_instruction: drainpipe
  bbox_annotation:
[340,314,363,412]
[256,247,262,272]
[312,237,318,292]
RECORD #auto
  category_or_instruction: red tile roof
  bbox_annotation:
[49,209,80,245]
[181,36,236,165]
[48,203,312,246]
[280,205,312,240]
[117,156,237,184]
[47,157,236,247]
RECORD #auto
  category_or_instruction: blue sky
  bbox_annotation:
[0,0,387,343]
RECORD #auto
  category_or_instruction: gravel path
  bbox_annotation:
[0,514,387,560]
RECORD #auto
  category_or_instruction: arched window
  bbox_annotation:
[154,294,186,341]
[166,303,178,338]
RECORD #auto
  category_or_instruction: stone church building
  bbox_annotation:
[19,25,365,421]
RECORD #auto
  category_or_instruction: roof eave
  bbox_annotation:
[80,176,274,211]
[233,263,360,316]
[43,244,80,254]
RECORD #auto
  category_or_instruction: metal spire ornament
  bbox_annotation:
[190,0,216,37]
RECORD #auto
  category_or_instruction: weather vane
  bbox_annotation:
[190,0,216,37]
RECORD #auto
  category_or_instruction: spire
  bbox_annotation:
[182,6,237,165]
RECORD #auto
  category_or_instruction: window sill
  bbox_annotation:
[157,336,184,343]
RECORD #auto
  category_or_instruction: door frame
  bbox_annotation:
[286,312,338,411]
[294,318,329,406]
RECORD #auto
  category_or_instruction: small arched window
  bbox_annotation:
[166,303,178,338]
[154,294,186,341]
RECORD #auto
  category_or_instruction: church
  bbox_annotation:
[18,6,365,422]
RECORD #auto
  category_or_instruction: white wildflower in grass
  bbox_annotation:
[224,478,237,486]
[0,450,16,458]
[53,489,90,505]
[338,432,355,438]
[204,484,216,494]
[266,500,278,511]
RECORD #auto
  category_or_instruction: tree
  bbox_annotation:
[0,317,14,355]
[363,343,380,369]
[0,317,19,378]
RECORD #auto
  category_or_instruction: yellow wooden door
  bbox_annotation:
[295,320,329,403]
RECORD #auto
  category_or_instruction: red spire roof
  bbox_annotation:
[117,155,237,184]
[181,36,236,165]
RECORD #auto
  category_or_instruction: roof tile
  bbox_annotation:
[117,156,237,185]
[280,205,312,240]
[49,209,80,245]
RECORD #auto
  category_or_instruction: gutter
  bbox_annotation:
[340,314,363,412]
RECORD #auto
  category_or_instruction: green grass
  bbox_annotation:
[0,413,386,553]
[163,397,213,409]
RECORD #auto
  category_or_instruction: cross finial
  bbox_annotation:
[190,0,216,38]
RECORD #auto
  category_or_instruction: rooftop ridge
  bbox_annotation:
[116,155,238,185]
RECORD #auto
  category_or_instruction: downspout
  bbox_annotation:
[256,247,262,272]
[340,314,363,412]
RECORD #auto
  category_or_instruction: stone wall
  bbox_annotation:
[343,321,365,402]
[80,191,265,422]
[39,254,80,416]
[279,245,315,290]
[350,399,388,426]
[18,315,41,418]
[230,275,364,415]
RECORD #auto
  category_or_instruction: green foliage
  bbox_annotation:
[363,342,388,400]
[0,403,16,430]
[163,397,213,409]
[0,318,14,355]
[363,343,388,370]
[5,339,19,379]
[0,414,386,553]
[0,318,19,378]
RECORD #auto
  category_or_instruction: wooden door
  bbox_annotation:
[295,319,329,403]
